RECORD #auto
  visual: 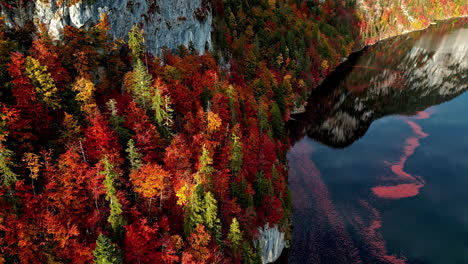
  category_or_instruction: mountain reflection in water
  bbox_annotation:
[286,18,468,264]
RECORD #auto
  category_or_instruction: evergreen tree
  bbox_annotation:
[0,147,17,187]
[184,184,205,237]
[229,132,243,175]
[203,191,221,239]
[242,241,263,264]
[257,101,269,135]
[230,175,254,209]
[125,139,142,171]
[226,85,237,124]
[227,217,242,251]
[100,158,126,239]
[196,146,214,185]
[270,102,284,139]
[128,25,144,63]
[128,60,152,109]
[184,187,221,240]
[254,171,273,207]
[93,234,123,264]
[151,85,173,137]
[106,99,131,140]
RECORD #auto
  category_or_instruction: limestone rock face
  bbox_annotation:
[1,0,212,55]
[256,224,286,264]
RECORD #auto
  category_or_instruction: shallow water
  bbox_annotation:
[286,18,468,264]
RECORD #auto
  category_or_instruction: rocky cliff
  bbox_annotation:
[256,224,286,264]
[1,0,212,55]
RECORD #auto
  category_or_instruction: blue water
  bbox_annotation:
[287,19,468,264]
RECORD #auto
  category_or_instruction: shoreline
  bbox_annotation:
[291,15,468,115]
[365,14,468,47]
[279,14,467,264]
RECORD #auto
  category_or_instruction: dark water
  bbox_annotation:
[286,18,468,264]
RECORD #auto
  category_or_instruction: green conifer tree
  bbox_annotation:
[227,217,242,251]
[129,60,152,109]
[106,99,131,140]
[125,139,142,171]
[93,234,123,264]
[270,102,284,139]
[128,25,144,63]
[203,191,221,239]
[100,158,126,239]
[253,171,274,207]
[184,184,205,237]
[230,175,254,209]
[196,146,214,185]
[229,133,243,175]
[0,147,17,187]
[151,86,173,137]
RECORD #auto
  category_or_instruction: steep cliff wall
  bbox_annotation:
[256,224,286,264]
[1,0,212,55]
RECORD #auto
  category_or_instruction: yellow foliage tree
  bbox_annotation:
[130,163,171,200]
[24,56,60,109]
[207,111,222,133]
[72,77,96,113]
[23,153,42,180]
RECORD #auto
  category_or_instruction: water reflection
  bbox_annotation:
[290,19,468,148]
[286,19,468,264]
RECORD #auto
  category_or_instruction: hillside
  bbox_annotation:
[0,0,466,263]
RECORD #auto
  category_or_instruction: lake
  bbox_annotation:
[285,18,468,264]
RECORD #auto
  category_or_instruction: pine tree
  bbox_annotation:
[254,171,273,207]
[0,146,17,187]
[203,191,221,239]
[229,133,243,175]
[226,85,238,124]
[125,139,142,171]
[196,145,214,185]
[230,176,254,209]
[184,184,205,237]
[257,101,269,135]
[93,234,123,264]
[128,60,152,109]
[128,25,145,63]
[184,187,221,239]
[270,102,284,139]
[100,158,126,239]
[242,241,263,264]
[106,99,131,140]
[127,25,174,137]
[151,85,173,137]
[227,217,242,251]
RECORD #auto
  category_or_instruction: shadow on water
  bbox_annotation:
[282,18,468,264]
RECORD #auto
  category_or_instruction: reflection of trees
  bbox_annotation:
[289,20,468,148]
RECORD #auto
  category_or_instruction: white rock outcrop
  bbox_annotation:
[256,224,286,264]
[1,0,212,55]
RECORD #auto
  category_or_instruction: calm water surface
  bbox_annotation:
[286,19,468,264]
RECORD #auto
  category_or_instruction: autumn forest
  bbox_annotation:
[0,0,466,263]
